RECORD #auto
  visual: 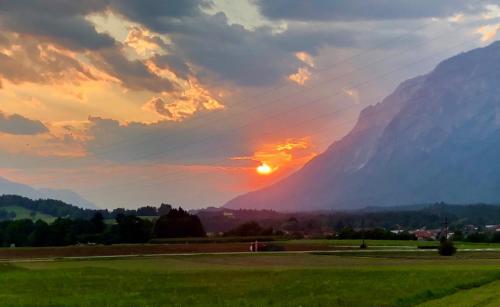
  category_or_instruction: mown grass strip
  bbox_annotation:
[394,272,500,306]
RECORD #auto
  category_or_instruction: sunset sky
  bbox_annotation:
[1,1,500,209]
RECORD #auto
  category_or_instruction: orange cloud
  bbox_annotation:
[232,137,317,175]
[125,26,168,58]
[289,52,314,85]
[142,66,224,121]
[476,23,500,42]
[288,67,312,85]
[0,33,100,86]
[296,51,315,67]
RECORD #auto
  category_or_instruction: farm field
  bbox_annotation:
[2,248,500,306]
[284,239,500,249]
[1,239,500,260]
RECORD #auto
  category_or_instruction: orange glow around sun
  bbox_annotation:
[232,137,317,180]
[256,162,274,175]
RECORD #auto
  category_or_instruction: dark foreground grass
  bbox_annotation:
[2,254,500,306]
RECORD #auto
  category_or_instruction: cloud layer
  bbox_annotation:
[1,0,499,209]
[256,0,487,21]
[0,112,48,135]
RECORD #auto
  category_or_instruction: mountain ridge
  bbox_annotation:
[225,41,500,211]
[0,176,98,209]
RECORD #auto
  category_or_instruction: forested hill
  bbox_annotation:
[0,195,174,221]
[0,195,98,220]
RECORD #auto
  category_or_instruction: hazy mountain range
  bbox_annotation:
[0,176,98,209]
[226,41,500,211]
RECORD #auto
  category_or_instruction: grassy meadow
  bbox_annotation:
[2,247,500,306]
[1,205,56,222]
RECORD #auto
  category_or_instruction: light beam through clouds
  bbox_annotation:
[0,0,498,208]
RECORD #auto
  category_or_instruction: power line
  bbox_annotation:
[87,18,464,157]
[82,39,489,197]
[41,37,478,190]
[93,38,474,165]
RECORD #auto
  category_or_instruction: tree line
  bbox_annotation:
[0,208,205,247]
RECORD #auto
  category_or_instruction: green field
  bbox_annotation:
[1,205,56,222]
[2,248,500,306]
[418,280,500,306]
[284,239,500,250]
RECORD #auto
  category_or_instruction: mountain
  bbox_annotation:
[226,41,500,211]
[0,176,98,209]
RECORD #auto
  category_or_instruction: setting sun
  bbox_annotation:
[256,162,273,175]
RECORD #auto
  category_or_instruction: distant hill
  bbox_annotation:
[0,176,98,209]
[226,41,500,211]
[0,195,173,222]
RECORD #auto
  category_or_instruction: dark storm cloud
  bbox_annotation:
[109,0,212,25]
[163,13,300,86]
[115,9,386,87]
[0,112,48,135]
[157,13,422,86]
[0,0,465,90]
[0,1,113,51]
[152,54,192,79]
[89,47,177,92]
[85,115,253,164]
[255,0,488,21]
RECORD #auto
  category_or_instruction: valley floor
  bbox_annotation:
[1,241,500,306]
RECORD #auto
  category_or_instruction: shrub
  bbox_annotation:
[438,240,456,256]
[260,244,285,252]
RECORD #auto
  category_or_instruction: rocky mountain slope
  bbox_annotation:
[226,42,500,211]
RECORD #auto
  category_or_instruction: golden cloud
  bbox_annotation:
[232,137,316,174]
[143,79,224,121]
[125,26,168,58]
[288,67,312,85]
[296,51,315,67]
[0,33,100,86]
[476,23,500,42]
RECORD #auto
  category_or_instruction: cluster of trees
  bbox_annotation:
[220,221,417,241]
[224,221,274,237]
[196,203,500,234]
[335,227,416,240]
[454,231,500,243]
[0,209,16,220]
[0,208,205,247]
[106,203,173,218]
[154,208,206,238]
